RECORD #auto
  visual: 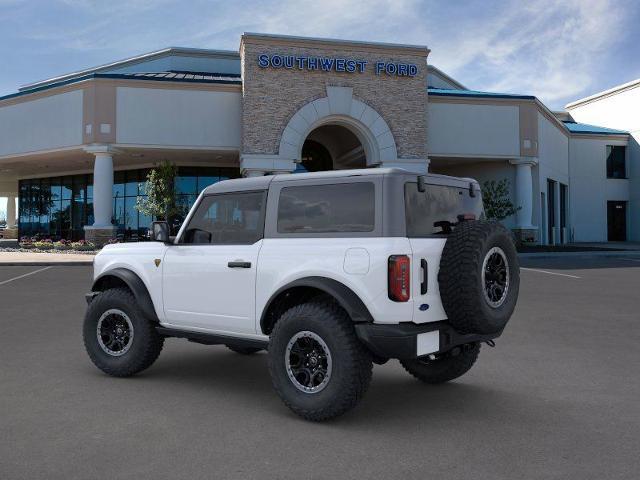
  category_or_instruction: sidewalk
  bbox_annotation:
[0,251,94,266]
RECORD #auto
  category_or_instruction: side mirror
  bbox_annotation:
[150,221,170,243]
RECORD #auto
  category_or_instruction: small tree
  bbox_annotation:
[136,161,180,222]
[482,179,520,221]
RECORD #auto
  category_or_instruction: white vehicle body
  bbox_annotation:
[94,236,448,338]
[93,168,467,345]
[85,168,518,421]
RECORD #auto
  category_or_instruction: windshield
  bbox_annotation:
[404,182,484,236]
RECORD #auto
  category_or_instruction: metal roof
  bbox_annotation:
[19,47,240,92]
[428,87,535,100]
[119,71,241,82]
[562,121,628,135]
[0,71,241,103]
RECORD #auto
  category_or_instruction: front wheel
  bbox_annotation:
[268,300,373,421]
[83,287,164,377]
[400,343,480,384]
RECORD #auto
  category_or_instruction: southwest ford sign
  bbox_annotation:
[257,54,418,77]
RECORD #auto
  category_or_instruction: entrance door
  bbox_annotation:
[560,184,568,243]
[540,193,547,244]
[162,191,267,334]
[607,201,627,241]
[547,179,556,244]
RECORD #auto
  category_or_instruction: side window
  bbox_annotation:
[181,191,265,245]
[277,182,375,233]
[606,145,626,179]
[404,182,484,236]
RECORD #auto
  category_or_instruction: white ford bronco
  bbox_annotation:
[84,168,519,421]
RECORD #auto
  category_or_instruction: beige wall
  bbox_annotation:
[0,90,83,157]
[240,36,428,160]
[116,86,242,148]
[568,85,640,241]
[569,136,629,242]
[427,102,520,157]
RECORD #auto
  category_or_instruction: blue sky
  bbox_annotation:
[1,0,639,108]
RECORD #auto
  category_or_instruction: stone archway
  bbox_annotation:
[278,86,398,167]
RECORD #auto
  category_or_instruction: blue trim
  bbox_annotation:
[0,72,242,102]
[428,87,535,100]
[562,121,628,135]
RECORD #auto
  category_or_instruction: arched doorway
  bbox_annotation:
[298,124,367,173]
[276,87,399,175]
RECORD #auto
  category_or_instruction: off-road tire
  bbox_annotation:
[268,300,373,421]
[438,220,519,334]
[226,345,263,355]
[83,287,164,377]
[400,343,480,384]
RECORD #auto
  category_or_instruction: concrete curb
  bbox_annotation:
[518,251,640,259]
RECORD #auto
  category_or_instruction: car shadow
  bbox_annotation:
[117,344,552,428]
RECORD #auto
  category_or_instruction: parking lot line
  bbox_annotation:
[0,266,52,286]
[520,267,581,279]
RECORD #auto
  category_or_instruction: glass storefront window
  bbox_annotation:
[18,166,239,241]
[62,177,72,200]
[113,171,125,199]
[176,175,198,195]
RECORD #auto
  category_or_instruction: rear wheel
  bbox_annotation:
[268,300,372,421]
[400,343,480,384]
[83,288,164,377]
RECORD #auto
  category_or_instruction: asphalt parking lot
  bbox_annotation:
[1,256,639,480]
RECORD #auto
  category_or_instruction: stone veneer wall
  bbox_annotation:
[241,37,428,160]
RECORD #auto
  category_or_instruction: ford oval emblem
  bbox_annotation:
[419,304,429,311]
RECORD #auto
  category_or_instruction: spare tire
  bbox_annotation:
[437,221,519,334]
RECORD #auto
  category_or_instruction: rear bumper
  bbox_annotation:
[354,321,502,360]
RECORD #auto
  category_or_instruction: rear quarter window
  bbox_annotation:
[277,182,375,233]
[405,182,483,236]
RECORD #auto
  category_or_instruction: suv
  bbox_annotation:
[83,168,519,421]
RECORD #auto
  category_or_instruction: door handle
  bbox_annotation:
[420,259,428,295]
[228,261,251,268]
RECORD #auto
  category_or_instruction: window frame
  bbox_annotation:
[264,177,383,239]
[606,145,627,179]
[175,190,268,246]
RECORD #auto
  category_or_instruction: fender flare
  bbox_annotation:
[92,268,159,322]
[259,276,374,334]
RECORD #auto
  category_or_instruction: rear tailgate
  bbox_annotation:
[404,179,483,324]
[409,237,448,324]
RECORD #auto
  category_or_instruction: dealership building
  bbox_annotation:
[0,33,637,244]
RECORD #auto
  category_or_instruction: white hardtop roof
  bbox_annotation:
[202,168,479,195]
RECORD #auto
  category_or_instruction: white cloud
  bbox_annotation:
[3,0,635,108]
[426,0,630,107]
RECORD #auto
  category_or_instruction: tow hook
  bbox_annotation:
[484,340,496,348]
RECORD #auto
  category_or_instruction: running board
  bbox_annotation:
[156,327,269,350]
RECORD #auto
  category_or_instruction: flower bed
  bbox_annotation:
[8,236,98,254]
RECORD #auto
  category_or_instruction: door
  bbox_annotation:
[547,179,556,244]
[560,184,568,244]
[540,193,547,245]
[162,191,266,334]
[607,201,627,241]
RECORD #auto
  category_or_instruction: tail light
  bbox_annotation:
[388,255,410,302]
